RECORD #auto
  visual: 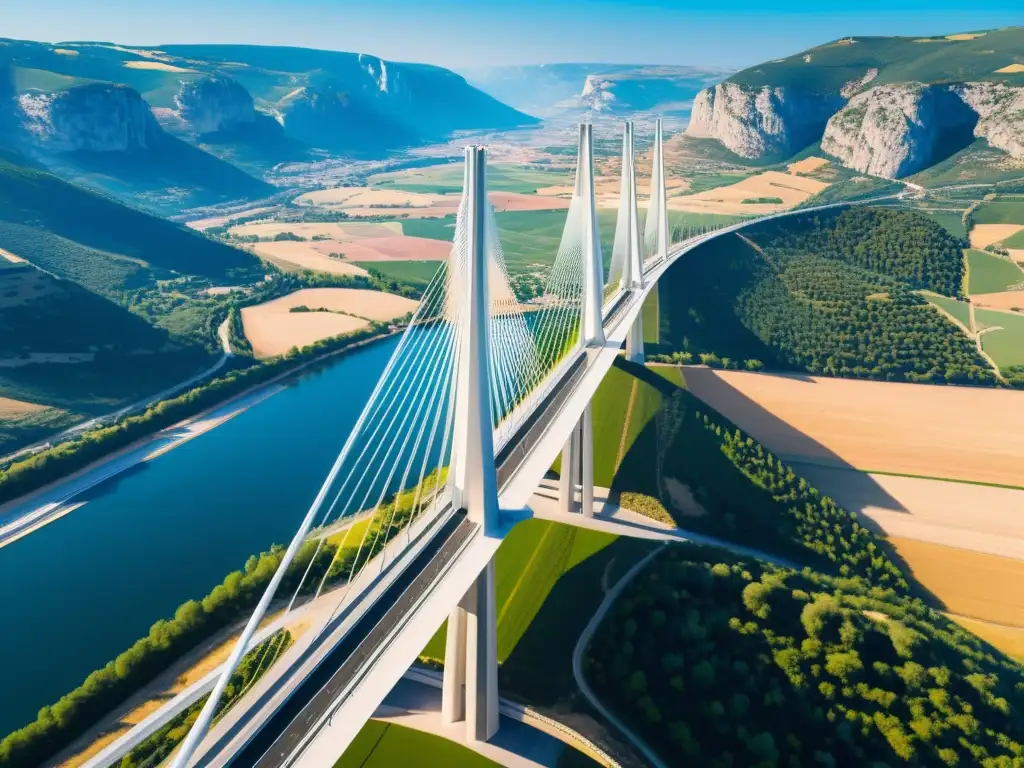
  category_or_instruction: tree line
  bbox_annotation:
[0,468,442,767]
[611,364,907,590]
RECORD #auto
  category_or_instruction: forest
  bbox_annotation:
[610,362,908,590]
[587,545,1024,767]
[654,208,998,386]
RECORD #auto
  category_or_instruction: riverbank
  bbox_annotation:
[0,329,398,548]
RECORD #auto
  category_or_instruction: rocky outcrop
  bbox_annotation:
[952,83,1024,159]
[17,83,159,152]
[579,76,616,112]
[175,76,256,135]
[685,82,843,159]
[821,83,1020,178]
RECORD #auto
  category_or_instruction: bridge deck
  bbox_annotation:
[228,350,593,766]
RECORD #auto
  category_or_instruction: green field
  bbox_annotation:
[393,217,457,242]
[355,260,443,286]
[921,292,972,329]
[924,209,969,239]
[420,518,654,704]
[910,140,1024,189]
[966,248,1024,294]
[978,308,1024,369]
[370,163,570,195]
[335,721,499,768]
[641,284,660,345]
[1003,228,1024,249]
[972,199,1024,225]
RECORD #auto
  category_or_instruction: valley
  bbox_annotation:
[2,18,1024,768]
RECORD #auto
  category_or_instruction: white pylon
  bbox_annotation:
[443,146,500,744]
[558,403,595,518]
[442,559,499,742]
[448,146,500,536]
[577,123,605,348]
[647,117,670,264]
[621,121,644,290]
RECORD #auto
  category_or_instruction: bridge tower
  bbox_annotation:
[560,124,603,519]
[622,120,646,364]
[645,117,670,266]
[579,123,606,349]
[442,145,500,743]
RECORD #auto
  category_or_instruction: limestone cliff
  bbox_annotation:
[175,76,256,136]
[17,83,159,152]
[685,82,843,159]
[952,83,1024,159]
[822,82,1023,178]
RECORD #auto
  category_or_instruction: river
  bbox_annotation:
[0,336,398,737]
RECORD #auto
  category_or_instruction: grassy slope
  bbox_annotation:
[420,517,655,705]
[727,28,1024,91]
[966,249,1024,294]
[0,154,259,292]
[923,210,968,239]
[336,722,500,768]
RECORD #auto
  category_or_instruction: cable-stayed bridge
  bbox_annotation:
[86,120,908,768]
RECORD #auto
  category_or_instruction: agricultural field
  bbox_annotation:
[923,209,969,239]
[977,308,1024,369]
[355,261,443,287]
[335,722,499,768]
[887,536,1024,628]
[921,292,971,329]
[972,198,1024,225]
[969,223,1023,249]
[239,288,416,358]
[250,241,369,276]
[967,249,1024,294]
[679,367,1024,488]
[666,169,829,215]
[368,163,570,195]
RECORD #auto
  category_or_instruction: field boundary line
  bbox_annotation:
[785,458,1024,492]
[613,380,638,474]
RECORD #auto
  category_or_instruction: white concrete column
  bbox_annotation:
[581,404,595,518]
[442,559,499,742]
[441,602,468,723]
[449,146,500,536]
[465,558,499,742]
[578,124,606,348]
[559,420,580,515]
[652,118,670,264]
[626,314,645,364]
[623,121,644,290]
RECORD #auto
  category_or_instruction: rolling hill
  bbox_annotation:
[685,27,1024,180]
[0,152,260,293]
[0,38,537,194]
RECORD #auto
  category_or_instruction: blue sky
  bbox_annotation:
[4,0,1022,71]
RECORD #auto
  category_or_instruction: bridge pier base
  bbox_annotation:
[559,404,595,517]
[626,314,645,364]
[442,558,499,742]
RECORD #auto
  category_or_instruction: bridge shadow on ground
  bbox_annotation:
[606,358,943,612]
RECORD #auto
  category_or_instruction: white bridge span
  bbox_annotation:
[86,122,909,768]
